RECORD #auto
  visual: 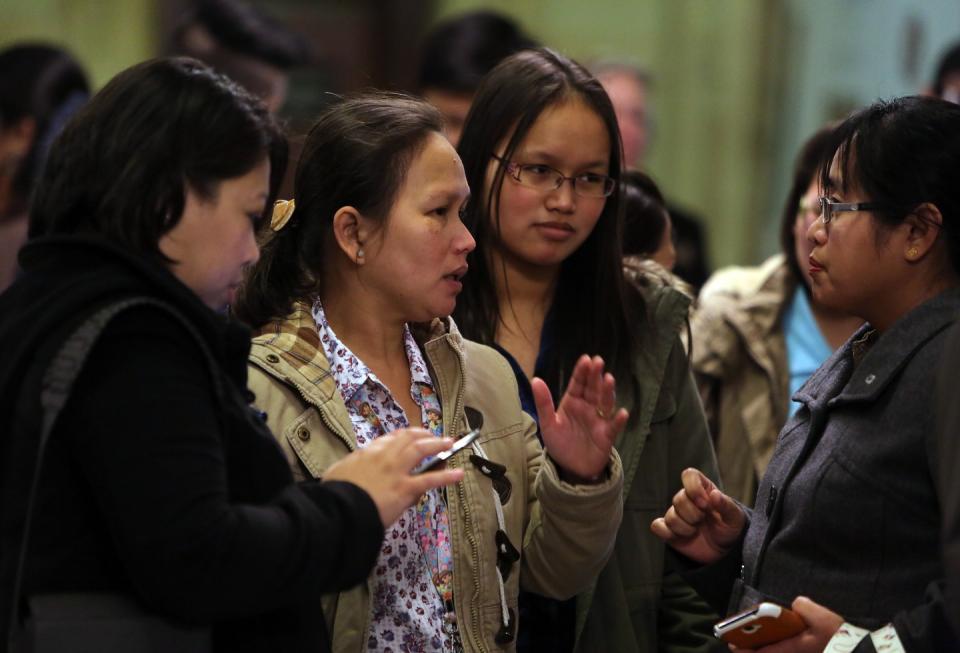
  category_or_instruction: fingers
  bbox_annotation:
[405,468,465,496]
[680,467,715,510]
[564,354,593,400]
[531,377,557,427]
[708,487,747,527]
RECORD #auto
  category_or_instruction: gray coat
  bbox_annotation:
[688,288,960,652]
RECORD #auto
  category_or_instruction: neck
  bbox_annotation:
[489,246,559,315]
[320,265,408,369]
[808,293,863,349]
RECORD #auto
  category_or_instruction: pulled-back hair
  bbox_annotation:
[454,48,642,406]
[30,57,286,255]
[819,96,960,275]
[233,92,444,327]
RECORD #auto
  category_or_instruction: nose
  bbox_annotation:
[244,224,261,266]
[806,214,826,246]
[545,178,576,213]
[455,218,476,254]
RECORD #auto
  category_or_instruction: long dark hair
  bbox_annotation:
[453,48,641,404]
[233,92,444,327]
[30,57,286,256]
[819,96,960,275]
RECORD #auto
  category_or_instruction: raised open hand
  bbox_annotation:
[533,354,628,483]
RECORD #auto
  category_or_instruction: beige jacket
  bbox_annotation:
[246,304,624,652]
[690,254,794,506]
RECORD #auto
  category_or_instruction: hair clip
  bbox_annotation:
[271,199,295,232]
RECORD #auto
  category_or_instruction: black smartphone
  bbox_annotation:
[411,428,481,474]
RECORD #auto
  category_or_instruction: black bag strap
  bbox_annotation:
[5,297,225,650]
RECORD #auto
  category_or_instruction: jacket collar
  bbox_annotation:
[250,302,468,438]
[795,287,960,407]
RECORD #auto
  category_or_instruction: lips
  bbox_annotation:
[808,255,824,274]
[443,265,468,283]
[534,221,576,241]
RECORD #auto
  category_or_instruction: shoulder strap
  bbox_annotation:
[5,297,224,648]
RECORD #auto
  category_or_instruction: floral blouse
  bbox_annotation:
[312,301,460,652]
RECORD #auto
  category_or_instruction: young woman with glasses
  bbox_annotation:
[452,48,722,653]
[654,95,960,652]
[690,128,862,507]
[233,91,627,653]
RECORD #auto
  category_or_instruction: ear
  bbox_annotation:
[902,202,943,262]
[331,206,369,264]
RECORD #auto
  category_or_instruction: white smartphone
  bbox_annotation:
[411,428,481,474]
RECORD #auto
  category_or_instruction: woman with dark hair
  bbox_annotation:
[690,128,862,506]
[452,48,721,653]
[234,91,625,653]
[621,169,676,270]
[655,96,960,652]
[0,43,89,291]
[0,58,461,653]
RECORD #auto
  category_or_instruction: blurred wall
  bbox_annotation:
[434,0,960,269]
[0,0,157,89]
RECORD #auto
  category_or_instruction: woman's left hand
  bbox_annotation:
[532,354,628,483]
[730,597,844,653]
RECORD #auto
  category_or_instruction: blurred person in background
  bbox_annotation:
[0,43,89,293]
[690,127,861,506]
[170,0,308,114]
[417,10,537,146]
[654,95,960,653]
[594,61,711,290]
[233,91,625,653]
[927,39,960,104]
[621,169,677,271]
[454,47,722,653]
[0,58,461,652]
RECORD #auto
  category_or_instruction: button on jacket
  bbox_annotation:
[686,288,960,652]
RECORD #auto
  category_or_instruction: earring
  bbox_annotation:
[907,247,919,259]
[356,248,365,262]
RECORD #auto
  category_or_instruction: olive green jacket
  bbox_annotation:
[573,265,724,653]
[246,304,624,652]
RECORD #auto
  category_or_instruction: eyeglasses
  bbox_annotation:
[816,196,884,229]
[491,154,615,198]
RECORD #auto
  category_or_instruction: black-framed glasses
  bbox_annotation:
[491,154,615,198]
[816,196,884,229]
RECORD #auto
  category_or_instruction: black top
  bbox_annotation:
[0,236,384,652]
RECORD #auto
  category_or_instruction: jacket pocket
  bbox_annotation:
[807,453,883,614]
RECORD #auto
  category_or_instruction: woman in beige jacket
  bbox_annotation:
[233,92,625,653]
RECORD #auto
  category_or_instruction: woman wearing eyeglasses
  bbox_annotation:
[452,48,722,653]
[690,128,862,507]
[653,96,960,652]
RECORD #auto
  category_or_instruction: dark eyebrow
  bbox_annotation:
[519,149,607,170]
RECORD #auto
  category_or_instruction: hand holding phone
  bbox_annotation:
[714,602,805,648]
[411,428,480,474]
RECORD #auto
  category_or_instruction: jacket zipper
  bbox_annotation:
[427,338,486,652]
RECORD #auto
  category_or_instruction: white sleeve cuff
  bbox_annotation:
[824,622,904,653]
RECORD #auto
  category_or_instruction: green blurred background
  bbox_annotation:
[3,0,959,269]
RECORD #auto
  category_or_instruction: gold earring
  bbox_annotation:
[907,247,919,259]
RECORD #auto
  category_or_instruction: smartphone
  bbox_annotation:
[411,428,481,474]
[713,602,805,648]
